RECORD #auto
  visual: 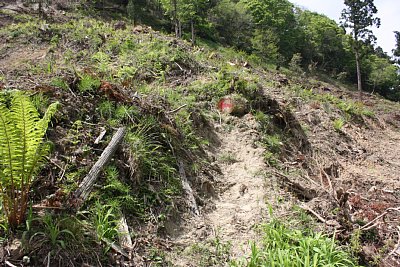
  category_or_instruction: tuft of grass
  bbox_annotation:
[219,152,238,164]
[231,218,361,267]
[187,235,232,267]
[90,200,120,253]
[333,118,346,132]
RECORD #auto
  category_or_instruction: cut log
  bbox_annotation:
[74,127,126,204]
[178,161,199,216]
[217,94,249,116]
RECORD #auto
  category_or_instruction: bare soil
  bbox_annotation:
[168,113,280,265]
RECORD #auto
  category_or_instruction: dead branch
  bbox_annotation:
[167,104,187,114]
[388,226,400,257]
[301,205,340,227]
[360,206,400,231]
[272,170,317,200]
[301,205,327,223]
[73,127,126,205]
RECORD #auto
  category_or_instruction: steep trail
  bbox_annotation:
[171,114,269,265]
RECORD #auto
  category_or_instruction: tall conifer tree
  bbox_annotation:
[340,0,380,99]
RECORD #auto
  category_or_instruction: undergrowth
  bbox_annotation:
[231,217,361,267]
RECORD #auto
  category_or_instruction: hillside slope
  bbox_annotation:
[0,4,399,267]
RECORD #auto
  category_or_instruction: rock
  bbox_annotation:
[114,21,126,30]
[217,94,249,117]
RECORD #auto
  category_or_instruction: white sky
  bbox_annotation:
[291,0,400,56]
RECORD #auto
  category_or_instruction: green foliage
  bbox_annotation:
[298,10,347,73]
[28,213,75,250]
[244,0,298,61]
[333,118,346,131]
[91,200,120,251]
[188,235,232,267]
[51,77,69,91]
[78,74,101,92]
[367,54,399,96]
[207,0,253,50]
[231,219,360,267]
[0,92,58,228]
[99,165,145,218]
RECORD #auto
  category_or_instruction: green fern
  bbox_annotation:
[0,92,58,228]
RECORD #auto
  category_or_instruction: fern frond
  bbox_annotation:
[0,91,59,228]
[0,103,19,186]
[10,92,41,187]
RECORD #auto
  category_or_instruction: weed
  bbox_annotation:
[98,100,115,120]
[67,120,83,146]
[188,235,232,267]
[231,218,360,267]
[262,134,282,154]
[92,51,111,73]
[91,200,120,252]
[28,213,75,250]
[78,74,101,93]
[31,92,49,115]
[350,229,363,257]
[99,165,145,218]
[51,77,69,90]
[333,118,346,132]
[219,152,238,164]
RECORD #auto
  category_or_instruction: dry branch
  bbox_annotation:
[74,127,126,205]
[272,170,317,200]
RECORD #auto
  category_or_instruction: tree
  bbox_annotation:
[393,31,400,63]
[340,0,381,99]
[368,55,398,95]
[244,0,298,62]
[298,10,347,73]
[207,0,253,50]
[160,0,209,45]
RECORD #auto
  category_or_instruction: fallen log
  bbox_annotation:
[73,127,126,206]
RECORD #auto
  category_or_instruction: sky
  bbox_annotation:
[291,0,400,56]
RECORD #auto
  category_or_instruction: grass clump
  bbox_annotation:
[231,218,361,267]
[187,235,232,267]
[333,118,346,132]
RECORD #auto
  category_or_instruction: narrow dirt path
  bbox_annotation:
[206,114,267,255]
[170,114,269,265]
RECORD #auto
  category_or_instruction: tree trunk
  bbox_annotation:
[172,0,179,38]
[178,20,182,38]
[191,19,195,46]
[38,0,42,18]
[355,49,362,101]
[73,127,126,205]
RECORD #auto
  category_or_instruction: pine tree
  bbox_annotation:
[341,0,381,99]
